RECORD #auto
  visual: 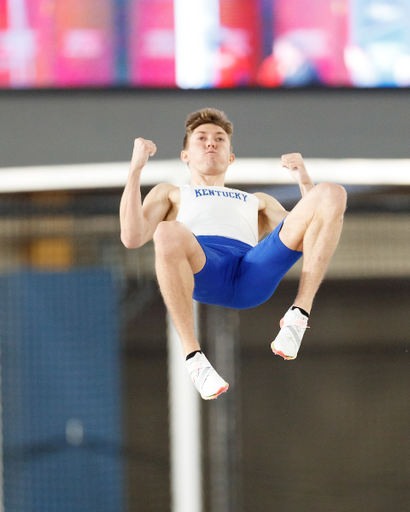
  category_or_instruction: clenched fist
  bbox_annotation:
[130,138,157,172]
[281,153,308,183]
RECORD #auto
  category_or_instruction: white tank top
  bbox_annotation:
[176,185,259,247]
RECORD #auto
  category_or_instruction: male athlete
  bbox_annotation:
[120,108,346,400]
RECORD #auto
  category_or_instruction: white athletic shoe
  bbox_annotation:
[186,352,229,400]
[271,307,309,360]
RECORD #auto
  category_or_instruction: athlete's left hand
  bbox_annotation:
[281,153,314,196]
[281,153,308,182]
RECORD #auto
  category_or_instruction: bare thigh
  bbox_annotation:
[278,187,321,252]
[279,182,346,252]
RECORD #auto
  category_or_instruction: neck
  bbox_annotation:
[190,172,226,188]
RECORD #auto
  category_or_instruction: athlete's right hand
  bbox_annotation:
[130,138,157,172]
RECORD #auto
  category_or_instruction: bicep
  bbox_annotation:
[255,192,288,237]
[141,184,174,238]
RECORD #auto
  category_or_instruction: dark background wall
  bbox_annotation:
[1,88,409,168]
[124,277,410,512]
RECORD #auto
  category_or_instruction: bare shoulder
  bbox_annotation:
[143,182,179,205]
[142,183,181,222]
[253,192,285,212]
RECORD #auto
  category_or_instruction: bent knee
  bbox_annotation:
[153,221,182,247]
[153,221,195,257]
[316,182,347,212]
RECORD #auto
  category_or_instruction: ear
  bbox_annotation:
[180,150,190,164]
[228,153,235,165]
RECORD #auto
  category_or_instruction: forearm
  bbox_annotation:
[298,175,315,197]
[120,171,146,248]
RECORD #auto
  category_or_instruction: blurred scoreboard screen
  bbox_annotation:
[1,0,409,89]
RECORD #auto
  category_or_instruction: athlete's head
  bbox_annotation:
[183,108,233,151]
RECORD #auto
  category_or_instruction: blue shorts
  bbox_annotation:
[193,220,302,309]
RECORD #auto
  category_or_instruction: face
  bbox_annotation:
[181,123,235,178]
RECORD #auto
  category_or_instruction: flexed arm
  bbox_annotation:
[281,153,314,197]
[255,153,314,239]
[120,138,174,248]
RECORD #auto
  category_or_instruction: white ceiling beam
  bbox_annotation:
[0,158,409,193]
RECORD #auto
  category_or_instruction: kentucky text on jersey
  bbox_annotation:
[194,189,248,202]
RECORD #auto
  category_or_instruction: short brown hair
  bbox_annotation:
[183,108,233,150]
